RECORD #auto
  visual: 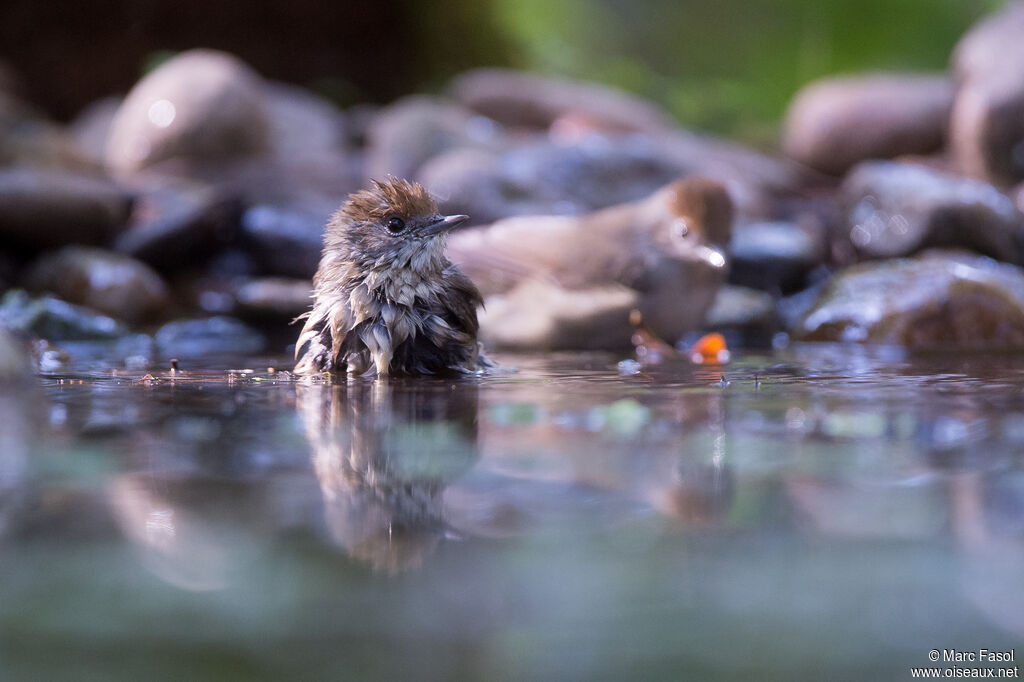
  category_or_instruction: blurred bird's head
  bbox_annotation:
[325,178,469,273]
[660,177,734,268]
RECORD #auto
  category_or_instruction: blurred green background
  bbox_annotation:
[482,0,1003,142]
[0,0,1006,143]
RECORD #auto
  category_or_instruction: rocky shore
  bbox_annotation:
[5,3,1024,370]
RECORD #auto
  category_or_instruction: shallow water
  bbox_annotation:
[2,346,1023,680]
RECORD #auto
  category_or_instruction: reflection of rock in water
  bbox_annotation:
[0,329,44,538]
[654,459,735,528]
[297,379,480,572]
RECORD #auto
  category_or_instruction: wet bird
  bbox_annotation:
[294,178,487,376]
[446,176,734,349]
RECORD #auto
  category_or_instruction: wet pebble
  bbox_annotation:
[729,221,823,293]
[25,246,170,324]
[793,250,1024,349]
[840,161,1024,263]
[422,134,686,223]
[114,181,241,273]
[155,316,265,357]
[783,74,953,176]
[0,289,126,341]
[234,277,311,320]
[240,203,327,278]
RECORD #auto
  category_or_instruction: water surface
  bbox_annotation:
[2,347,1022,680]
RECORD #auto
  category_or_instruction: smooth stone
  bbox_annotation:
[240,204,327,278]
[420,134,687,224]
[729,221,823,293]
[68,96,122,165]
[154,316,265,357]
[782,74,953,176]
[25,246,170,324]
[950,3,1024,184]
[952,1,1024,83]
[0,168,132,250]
[105,49,269,174]
[840,161,1024,262]
[114,181,241,273]
[234,277,312,319]
[450,68,675,134]
[793,250,1024,348]
[0,289,126,340]
[364,95,498,180]
[263,81,346,158]
[478,280,640,351]
[704,285,778,332]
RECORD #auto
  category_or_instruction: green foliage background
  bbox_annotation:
[427,0,1004,144]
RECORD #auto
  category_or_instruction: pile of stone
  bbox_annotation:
[4,2,1024,365]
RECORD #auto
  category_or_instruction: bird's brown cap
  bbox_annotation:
[341,178,439,224]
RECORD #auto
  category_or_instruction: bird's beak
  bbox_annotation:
[424,214,470,236]
[687,244,727,269]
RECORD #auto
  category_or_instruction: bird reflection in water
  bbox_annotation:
[297,378,480,572]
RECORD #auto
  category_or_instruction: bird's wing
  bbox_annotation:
[446,215,578,295]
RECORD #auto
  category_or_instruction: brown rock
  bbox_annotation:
[793,250,1024,349]
[25,246,170,324]
[783,74,953,176]
[0,168,131,250]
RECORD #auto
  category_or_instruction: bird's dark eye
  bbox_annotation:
[385,216,406,233]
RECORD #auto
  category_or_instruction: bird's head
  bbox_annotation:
[661,177,734,269]
[326,178,469,270]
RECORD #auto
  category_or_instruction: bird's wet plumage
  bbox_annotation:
[295,178,486,377]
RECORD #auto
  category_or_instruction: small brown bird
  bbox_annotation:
[446,177,734,349]
[294,178,486,376]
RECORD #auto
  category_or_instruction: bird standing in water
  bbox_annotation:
[445,177,734,350]
[294,178,486,377]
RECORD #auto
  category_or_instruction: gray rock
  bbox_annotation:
[0,289,126,340]
[705,285,777,329]
[420,134,687,224]
[114,181,241,273]
[240,204,327,278]
[154,316,264,357]
[840,161,1024,262]
[793,250,1024,348]
[703,284,779,346]
[25,246,170,324]
[364,95,499,180]
[729,221,824,293]
[0,168,132,250]
[234,277,311,319]
[450,68,675,134]
[263,81,346,159]
[782,74,953,176]
[950,2,1024,184]
[105,49,269,175]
